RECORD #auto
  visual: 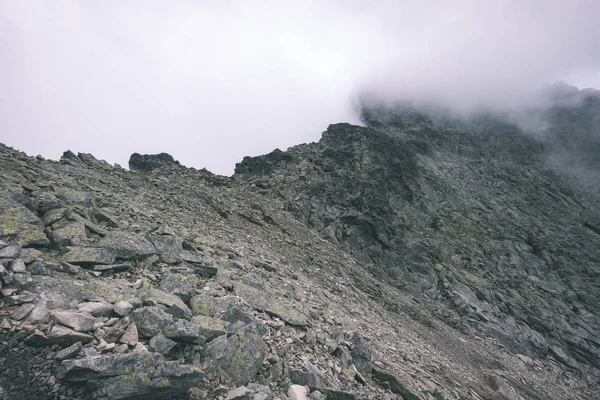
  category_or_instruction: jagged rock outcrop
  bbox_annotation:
[1,86,599,400]
[128,152,181,172]
[234,93,600,376]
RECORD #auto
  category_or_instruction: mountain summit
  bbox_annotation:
[0,87,599,399]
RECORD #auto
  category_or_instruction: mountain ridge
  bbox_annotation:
[0,90,599,399]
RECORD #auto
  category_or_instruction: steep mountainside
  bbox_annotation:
[0,87,599,400]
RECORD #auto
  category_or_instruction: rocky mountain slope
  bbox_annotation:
[1,87,599,400]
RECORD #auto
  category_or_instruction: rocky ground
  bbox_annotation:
[0,86,599,399]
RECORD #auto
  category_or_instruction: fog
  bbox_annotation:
[1,1,599,174]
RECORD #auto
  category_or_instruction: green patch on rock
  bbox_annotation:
[233,282,308,326]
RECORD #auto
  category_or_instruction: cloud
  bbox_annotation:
[1,1,599,174]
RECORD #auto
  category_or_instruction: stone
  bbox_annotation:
[0,205,49,247]
[309,391,327,400]
[322,390,358,400]
[103,326,126,343]
[3,291,37,305]
[114,343,129,353]
[372,367,420,400]
[114,300,134,317]
[189,294,237,317]
[129,152,180,171]
[26,258,47,275]
[149,333,177,354]
[234,282,308,326]
[51,221,88,246]
[51,310,96,332]
[158,272,200,301]
[289,363,332,391]
[96,232,156,260]
[130,306,200,342]
[119,323,138,346]
[18,248,42,263]
[225,386,251,400]
[151,234,182,264]
[55,342,83,360]
[346,332,372,381]
[191,315,228,341]
[63,247,116,265]
[287,384,308,400]
[0,264,13,285]
[11,272,32,289]
[78,301,114,317]
[41,208,68,226]
[97,339,115,352]
[91,263,132,272]
[201,322,265,386]
[9,259,27,273]
[0,245,21,259]
[0,318,12,329]
[192,263,218,278]
[46,324,94,346]
[12,303,35,320]
[138,287,192,318]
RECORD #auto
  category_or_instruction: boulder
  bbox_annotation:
[96,232,155,260]
[287,385,308,400]
[79,301,114,317]
[46,324,94,346]
[149,334,177,355]
[51,310,96,332]
[201,322,265,386]
[129,152,180,171]
[9,259,27,273]
[158,272,200,302]
[151,234,182,264]
[289,363,332,391]
[234,282,308,326]
[114,300,134,317]
[119,323,139,346]
[0,206,49,247]
[130,306,201,343]
[18,248,42,263]
[0,246,21,259]
[51,221,88,246]
[55,342,83,361]
[372,367,420,400]
[63,247,116,266]
[191,315,228,341]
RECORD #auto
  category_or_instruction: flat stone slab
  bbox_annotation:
[233,282,308,326]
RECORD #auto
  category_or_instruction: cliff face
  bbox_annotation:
[0,88,599,400]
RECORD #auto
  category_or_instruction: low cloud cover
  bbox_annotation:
[1,1,599,174]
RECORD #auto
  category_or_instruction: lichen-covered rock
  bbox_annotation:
[63,247,116,265]
[0,205,49,247]
[201,322,266,386]
[191,315,228,341]
[149,333,177,355]
[234,282,307,326]
[130,306,201,343]
[51,221,88,246]
[158,272,200,302]
[96,232,155,260]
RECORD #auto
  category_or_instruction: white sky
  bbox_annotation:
[1,1,599,174]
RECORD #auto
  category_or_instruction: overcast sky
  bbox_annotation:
[1,1,599,175]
